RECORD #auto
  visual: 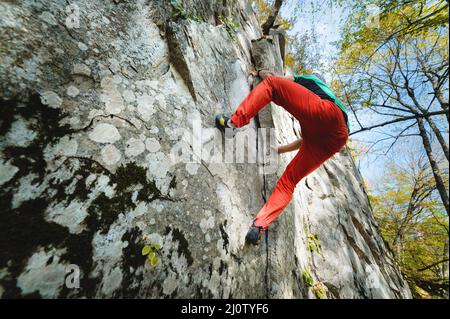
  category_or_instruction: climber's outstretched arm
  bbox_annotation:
[252,69,294,81]
[277,138,302,154]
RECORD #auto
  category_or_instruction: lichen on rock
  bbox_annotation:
[0,0,411,299]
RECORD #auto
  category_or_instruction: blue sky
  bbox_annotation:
[282,0,347,79]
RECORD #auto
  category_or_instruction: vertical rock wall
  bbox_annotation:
[0,0,411,298]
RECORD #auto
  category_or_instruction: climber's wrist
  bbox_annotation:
[270,144,280,154]
[258,69,276,80]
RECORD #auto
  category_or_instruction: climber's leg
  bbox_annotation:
[245,131,347,244]
[253,142,330,230]
[230,76,323,129]
[250,100,349,231]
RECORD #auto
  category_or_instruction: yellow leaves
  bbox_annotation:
[284,52,295,68]
[413,285,432,299]
[368,151,448,285]
[330,79,344,96]
[250,0,293,31]
[337,0,449,75]
[347,140,369,161]
[251,0,272,25]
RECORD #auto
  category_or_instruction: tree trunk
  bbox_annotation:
[402,73,449,161]
[418,57,449,124]
[445,240,449,279]
[261,0,283,35]
[425,116,449,161]
[442,239,449,279]
[417,118,449,215]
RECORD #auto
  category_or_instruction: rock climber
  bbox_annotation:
[215,69,350,245]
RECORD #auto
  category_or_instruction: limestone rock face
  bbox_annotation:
[0,0,411,298]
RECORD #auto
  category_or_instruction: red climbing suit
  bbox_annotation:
[230,76,349,229]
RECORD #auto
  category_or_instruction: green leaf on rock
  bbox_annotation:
[150,256,159,267]
[148,251,156,261]
[142,245,151,256]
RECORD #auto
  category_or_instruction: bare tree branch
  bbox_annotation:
[349,110,448,135]
[417,258,450,272]
[417,118,449,215]
[364,3,449,63]
[261,0,284,35]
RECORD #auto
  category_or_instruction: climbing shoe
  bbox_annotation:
[215,113,237,138]
[245,222,265,245]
